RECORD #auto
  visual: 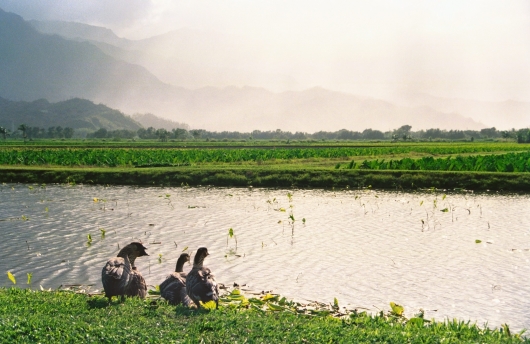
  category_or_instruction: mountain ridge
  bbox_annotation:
[1,9,487,132]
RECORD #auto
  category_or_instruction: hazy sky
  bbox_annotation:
[1,0,529,101]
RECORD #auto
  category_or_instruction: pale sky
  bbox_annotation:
[1,0,530,101]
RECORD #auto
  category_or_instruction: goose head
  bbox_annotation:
[192,247,209,268]
[175,253,191,273]
[118,242,149,266]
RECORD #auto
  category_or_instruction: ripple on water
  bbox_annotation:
[0,184,529,330]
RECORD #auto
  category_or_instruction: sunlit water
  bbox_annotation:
[1,183,529,330]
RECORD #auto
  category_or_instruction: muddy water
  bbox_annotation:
[1,183,529,330]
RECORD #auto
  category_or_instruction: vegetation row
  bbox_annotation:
[2,167,530,192]
[0,144,528,167]
[351,151,530,173]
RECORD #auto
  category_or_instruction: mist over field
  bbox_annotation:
[1,1,529,131]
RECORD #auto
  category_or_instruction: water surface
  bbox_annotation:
[1,183,529,330]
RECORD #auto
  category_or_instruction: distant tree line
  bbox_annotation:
[84,125,530,143]
[4,122,530,143]
[0,124,75,140]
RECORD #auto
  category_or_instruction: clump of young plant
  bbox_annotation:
[226,228,238,256]
[159,194,174,209]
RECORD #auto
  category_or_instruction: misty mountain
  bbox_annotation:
[26,18,524,131]
[29,19,128,47]
[0,97,142,132]
[391,91,530,130]
[168,86,484,132]
[131,113,189,131]
[0,9,173,105]
[2,10,484,132]
[28,20,300,91]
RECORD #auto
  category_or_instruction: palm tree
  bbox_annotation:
[18,124,28,143]
[0,127,8,141]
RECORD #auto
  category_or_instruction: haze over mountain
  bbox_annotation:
[1,4,529,132]
[0,97,141,132]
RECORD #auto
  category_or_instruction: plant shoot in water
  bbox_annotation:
[7,271,16,284]
[158,253,163,264]
[99,228,106,238]
[87,234,92,246]
[27,272,32,285]
[227,228,238,251]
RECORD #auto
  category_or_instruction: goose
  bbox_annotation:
[159,253,194,306]
[101,242,149,301]
[186,247,219,309]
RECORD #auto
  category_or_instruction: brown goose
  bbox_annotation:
[186,247,219,309]
[159,253,194,306]
[101,242,149,301]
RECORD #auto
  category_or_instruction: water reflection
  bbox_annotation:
[0,183,529,330]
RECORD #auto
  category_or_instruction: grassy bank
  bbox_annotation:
[1,165,530,192]
[0,288,525,343]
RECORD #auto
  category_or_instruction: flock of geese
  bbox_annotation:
[101,242,219,309]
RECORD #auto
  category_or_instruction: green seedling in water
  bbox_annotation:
[333,297,339,309]
[99,228,106,238]
[227,228,238,251]
[475,239,482,244]
[27,272,32,285]
[302,218,306,224]
[7,271,16,284]
[87,234,92,246]
[44,207,48,213]
[182,246,188,252]
[158,253,163,264]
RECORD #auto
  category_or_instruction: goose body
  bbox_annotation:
[101,242,148,301]
[186,247,219,309]
[160,253,193,306]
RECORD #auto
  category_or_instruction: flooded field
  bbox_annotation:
[1,183,529,330]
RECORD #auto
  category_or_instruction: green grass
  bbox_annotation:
[352,151,530,172]
[0,142,528,167]
[0,288,525,343]
[2,165,530,192]
[0,141,529,192]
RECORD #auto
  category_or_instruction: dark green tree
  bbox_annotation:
[18,124,28,142]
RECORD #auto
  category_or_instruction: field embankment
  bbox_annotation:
[1,165,530,192]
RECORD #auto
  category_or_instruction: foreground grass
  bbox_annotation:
[0,288,525,343]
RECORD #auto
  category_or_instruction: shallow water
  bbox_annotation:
[1,183,529,330]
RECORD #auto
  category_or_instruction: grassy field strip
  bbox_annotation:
[0,288,525,343]
[2,165,530,192]
[0,144,528,168]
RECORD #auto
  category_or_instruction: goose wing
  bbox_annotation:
[101,256,132,298]
[186,267,219,307]
[126,270,147,299]
[160,272,186,305]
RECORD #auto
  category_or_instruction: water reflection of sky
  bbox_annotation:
[1,184,529,330]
